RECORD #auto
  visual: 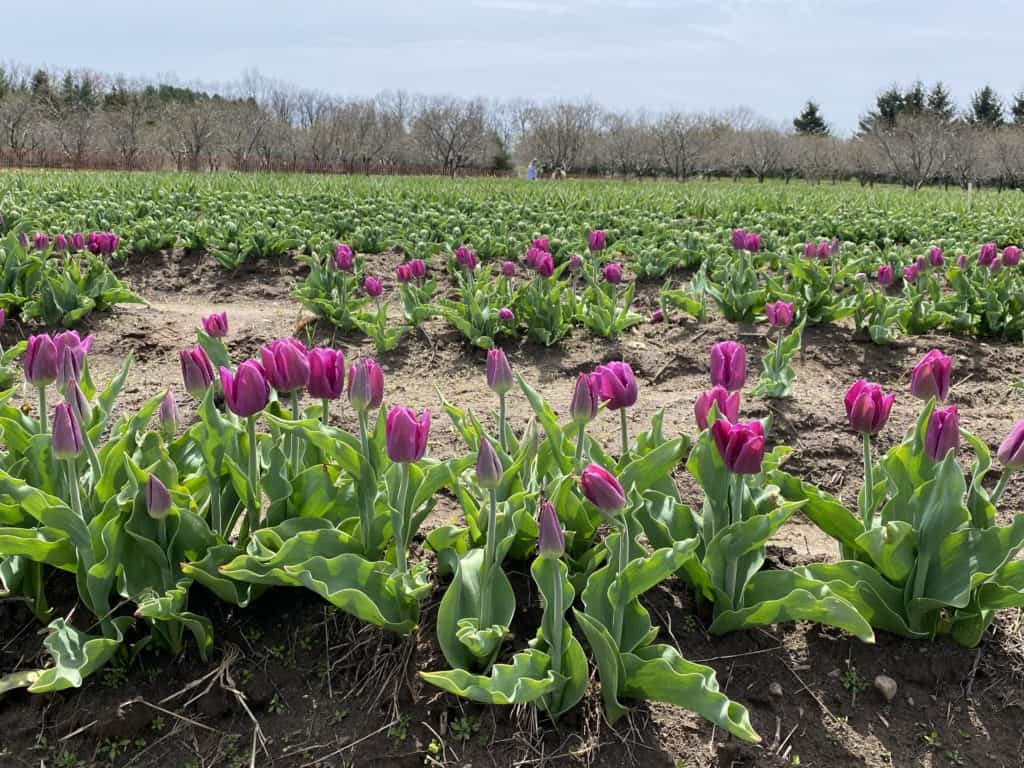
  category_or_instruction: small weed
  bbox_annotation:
[840,665,868,694]
[268,693,287,714]
[97,737,132,764]
[449,714,480,742]
[150,715,166,733]
[388,713,412,743]
[102,664,129,688]
[56,751,82,768]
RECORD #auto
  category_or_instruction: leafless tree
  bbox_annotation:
[411,95,490,176]
[864,112,950,189]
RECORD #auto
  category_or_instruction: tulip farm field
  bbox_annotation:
[3,174,1024,768]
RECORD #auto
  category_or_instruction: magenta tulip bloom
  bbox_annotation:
[844,380,895,435]
[395,264,413,283]
[532,237,550,251]
[991,257,1004,274]
[159,389,179,436]
[385,406,430,463]
[876,265,894,286]
[745,233,762,252]
[830,238,841,256]
[903,264,918,284]
[335,244,354,271]
[70,232,85,251]
[408,259,426,279]
[978,242,998,267]
[910,349,951,401]
[454,246,477,271]
[955,253,968,268]
[525,247,540,269]
[1003,246,1021,267]
[179,346,215,399]
[802,241,817,259]
[307,348,345,400]
[363,276,383,297]
[916,256,928,272]
[567,254,582,272]
[0,308,4,329]
[731,229,749,251]
[146,475,172,520]
[348,359,384,411]
[711,419,766,475]
[765,300,794,328]
[202,312,229,338]
[570,373,600,425]
[694,386,740,431]
[53,234,68,252]
[25,334,58,386]
[498,307,515,321]
[486,348,514,395]
[594,361,638,411]
[259,338,310,394]
[537,501,564,559]
[580,463,626,513]
[651,308,664,323]
[501,260,516,277]
[710,341,746,392]
[52,403,83,460]
[997,420,1024,469]
[219,361,271,418]
[816,241,830,260]
[603,263,623,284]
[588,230,606,252]
[928,246,944,267]
[535,251,554,278]
[33,233,50,251]
[475,438,503,489]
[54,331,93,383]
[924,404,959,461]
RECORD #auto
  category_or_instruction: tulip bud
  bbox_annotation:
[24,334,58,386]
[694,386,740,431]
[219,361,271,417]
[802,241,817,259]
[33,233,50,251]
[532,237,550,251]
[709,341,746,392]
[70,232,85,251]
[910,349,951,401]
[259,338,310,394]
[844,380,895,435]
[66,379,92,427]
[567,254,582,272]
[830,237,841,257]
[348,359,384,411]
[956,253,968,269]
[535,251,554,278]
[978,242,998,267]
[903,264,918,284]
[991,256,1004,274]
[498,307,515,321]
[915,256,928,271]
[1002,246,1021,267]
[570,373,600,425]
[924,404,959,461]
[159,388,179,437]
[651,308,664,323]
[745,233,762,252]
[537,501,564,559]
[408,259,427,279]
[603,263,623,284]
[334,244,354,271]
[363,276,383,297]
[475,438,503,489]
[0,308,4,329]
[588,230,606,252]
[711,419,766,475]
[52,403,83,460]
[395,264,413,283]
[53,233,68,253]
[731,229,748,251]
[202,311,229,338]
[997,419,1024,470]
[179,346,215,399]
[765,300,794,328]
[594,361,638,411]
[17,231,28,249]
[454,246,477,271]
[486,349,514,395]
[501,260,516,278]
[580,463,626,513]
[928,246,944,267]
[385,406,430,463]
[525,247,540,269]
[146,475,172,520]
[876,264,894,286]
[816,241,830,260]
[307,348,345,400]
[54,331,92,391]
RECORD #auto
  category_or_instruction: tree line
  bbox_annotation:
[2,62,1024,189]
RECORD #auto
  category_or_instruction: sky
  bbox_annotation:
[4,0,1023,134]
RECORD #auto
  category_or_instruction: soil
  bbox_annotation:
[1,249,1023,767]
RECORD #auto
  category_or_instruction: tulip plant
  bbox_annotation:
[293,243,370,332]
[752,301,804,399]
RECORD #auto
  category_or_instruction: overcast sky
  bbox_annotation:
[5,0,1022,134]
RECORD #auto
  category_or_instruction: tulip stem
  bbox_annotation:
[549,560,563,678]
[321,398,330,426]
[289,391,301,468]
[393,462,409,574]
[992,471,1012,505]
[157,518,168,552]
[619,409,629,458]
[480,487,499,629]
[861,434,875,530]
[245,415,261,539]
[65,459,83,520]
[612,518,630,646]
[774,327,785,372]
[724,474,744,609]
[209,473,223,538]
[574,424,586,473]
[38,385,47,435]
[497,393,507,451]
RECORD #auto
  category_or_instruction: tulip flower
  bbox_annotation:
[928,246,944,267]
[395,264,413,283]
[603,263,622,284]
[70,232,85,251]
[580,463,626,516]
[876,264,894,286]
[924,404,959,462]
[537,501,564,560]
[567,254,582,272]
[711,418,766,476]
[259,336,310,452]
[955,253,968,268]
[501,260,516,278]
[569,372,600,469]
[498,306,515,322]
[179,346,215,400]
[307,347,345,423]
[53,233,68,252]
[202,312,229,338]
[910,349,951,401]
[159,388,179,438]
[17,232,28,248]
[64,378,101,476]
[903,264,918,284]
[532,236,550,251]
[334,243,354,271]
[765,300,794,328]
[710,340,746,392]
[219,361,271,418]
[651,308,664,323]
[454,246,477,271]
[993,419,1024,503]
[385,406,430,464]
[408,258,427,279]
[25,334,58,432]
[146,475,172,520]
[1003,246,1022,267]
[595,361,638,456]
[33,233,50,251]
[816,241,830,259]
[525,247,540,269]
[978,242,998,267]
[803,241,817,259]
[52,403,83,461]
[535,251,554,277]
[830,238,841,256]
[348,359,384,412]
[745,233,762,252]
[55,331,92,391]
[731,229,748,251]
[588,230,606,252]
[487,348,514,448]
[844,380,894,435]
[475,437,503,490]
[695,386,740,431]
[916,256,928,272]
[363,276,383,298]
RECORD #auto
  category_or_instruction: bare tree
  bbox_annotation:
[864,112,950,189]
[521,101,598,173]
[652,111,718,179]
[411,95,490,176]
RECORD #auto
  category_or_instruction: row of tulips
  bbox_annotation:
[2,320,1024,745]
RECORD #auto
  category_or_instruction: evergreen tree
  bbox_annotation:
[793,100,829,135]
[903,80,927,114]
[1011,90,1024,125]
[859,86,904,132]
[969,85,1005,128]
[926,81,956,122]
[30,69,52,101]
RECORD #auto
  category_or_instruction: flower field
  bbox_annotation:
[0,173,1023,768]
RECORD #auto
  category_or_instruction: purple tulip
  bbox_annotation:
[903,264,918,284]
[532,237,550,251]
[501,260,516,278]
[594,361,638,411]
[219,361,271,418]
[876,265,894,286]
[159,389,179,437]
[179,346,215,399]
[70,232,85,251]
[0,308,5,329]
[17,232,28,249]
[454,246,478,271]
[486,348,514,395]
[732,229,749,251]
[844,380,895,435]
[580,463,626,513]
[33,233,50,251]
[991,257,1004,274]
[25,334,58,386]
[651,308,664,323]
[525,247,540,270]
[408,259,427,279]
[916,256,928,271]
[307,348,345,400]
[765,300,794,328]
[745,233,762,252]
[695,386,740,431]
[537,501,564,559]
[475,437,503,489]
[928,246,944,267]
[202,311,228,338]
[1002,246,1021,267]
[588,230,606,252]
[955,253,968,268]
[816,241,830,259]
[711,419,766,475]
[924,404,959,462]
[146,475,172,520]
[830,238,841,256]
[395,264,413,283]
[87,232,119,255]
[534,251,554,278]
[385,406,430,463]
[570,373,600,425]
[259,338,310,394]
[802,241,817,259]
[335,244,354,271]
[997,420,1024,469]
[978,242,998,267]
[710,341,746,392]
[603,263,623,284]
[363,276,383,297]
[348,359,384,411]
[498,307,515,321]
[910,349,951,401]
[66,379,92,426]
[53,234,68,253]
[52,403,84,460]
[567,254,582,272]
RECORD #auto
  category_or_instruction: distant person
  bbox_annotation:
[527,159,538,181]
